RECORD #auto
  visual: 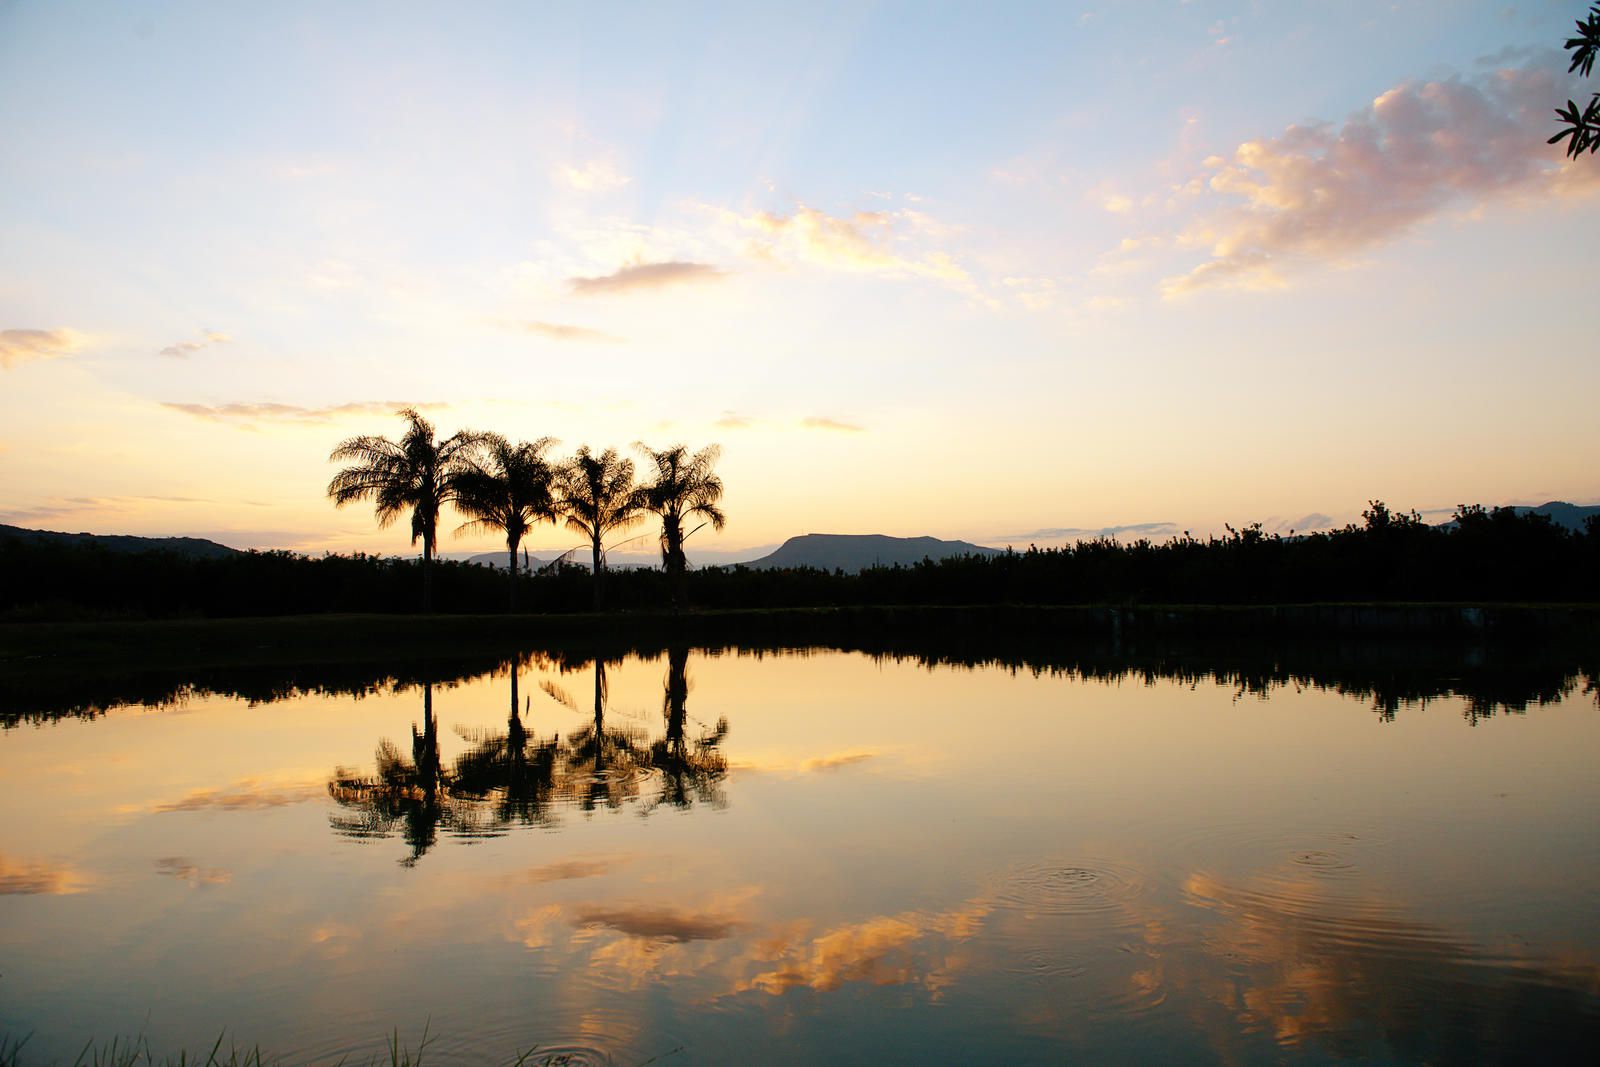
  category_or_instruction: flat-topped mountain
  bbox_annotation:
[740,533,1003,573]
[0,523,239,559]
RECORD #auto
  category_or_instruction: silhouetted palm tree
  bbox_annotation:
[326,408,483,612]
[555,446,641,610]
[635,443,726,608]
[455,434,558,611]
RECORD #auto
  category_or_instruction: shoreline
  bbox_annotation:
[5,602,1597,675]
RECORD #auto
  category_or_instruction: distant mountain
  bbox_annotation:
[1514,501,1600,532]
[740,533,1004,573]
[0,523,240,559]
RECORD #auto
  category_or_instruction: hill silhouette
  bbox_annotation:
[741,533,1003,572]
[0,523,238,559]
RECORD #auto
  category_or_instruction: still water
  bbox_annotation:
[2,642,1597,1064]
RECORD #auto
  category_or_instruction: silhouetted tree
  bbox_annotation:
[1552,3,1600,157]
[327,408,484,611]
[645,646,729,811]
[636,443,726,608]
[555,446,641,610]
[455,434,558,610]
[327,682,452,865]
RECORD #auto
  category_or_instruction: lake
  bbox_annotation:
[2,638,1597,1064]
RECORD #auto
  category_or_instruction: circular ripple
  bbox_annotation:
[992,860,1144,918]
[1003,946,1090,980]
[518,1045,614,1067]
[1288,847,1358,878]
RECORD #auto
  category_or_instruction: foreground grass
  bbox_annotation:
[0,1026,613,1067]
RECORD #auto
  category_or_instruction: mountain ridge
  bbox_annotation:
[739,533,1004,573]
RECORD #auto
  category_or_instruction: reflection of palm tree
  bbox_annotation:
[327,408,484,611]
[452,660,561,827]
[560,657,645,812]
[328,682,454,866]
[454,435,558,611]
[635,443,726,608]
[644,646,729,812]
[555,447,641,611]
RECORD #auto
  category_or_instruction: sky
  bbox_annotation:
[1,0,1597,563]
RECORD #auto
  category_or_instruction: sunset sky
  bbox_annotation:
[2,1,1597,562]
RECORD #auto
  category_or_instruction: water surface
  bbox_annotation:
[2,642,1597,1064]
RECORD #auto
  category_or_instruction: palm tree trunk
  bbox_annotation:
[591,533,604,611]
[422,536,434,613]
[507,534,520,613]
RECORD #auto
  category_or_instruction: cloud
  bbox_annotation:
[1,328,82,369]
[1163,58,1600,296]
[570,261,724,295]
[997,521,1179,543]
[800,416,863,433]
[506,857,620,886]
[559,158,631,193]
[0,854,90,895]
[154,856,231,888]
[800,750,876,773]
[736,901,990,996]
[1262,513,1336,535]
[151,779,324,813]
[727,204,969,284]
[158,329,231,359]
[515,320,622,343]
[572,903,744,943]
[161,400,446,426]
[714,412,756,430]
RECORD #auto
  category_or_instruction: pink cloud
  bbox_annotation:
[1164,58,1599,296]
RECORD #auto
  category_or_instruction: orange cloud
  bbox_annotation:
[572,903,744,943]
[0,328,81,369]
[158,329,231,358]
[570,261,724,295]
[515,320,622,343]
[732,204,969,284]
[800,416,863,433]
[161,400,447,426]
[0,854,90,895]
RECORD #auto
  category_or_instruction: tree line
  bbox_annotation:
[327,408,725,611]
[3,498,1599,620]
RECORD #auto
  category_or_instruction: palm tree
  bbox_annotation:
[327,408,483,612]
[555,446,642,611]
[636,443,726,608]
[454,434,558,611]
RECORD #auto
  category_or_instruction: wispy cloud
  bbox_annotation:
[726,204,969,285]
[504,857,622,887]
[800,416,864,433]
[161,400,446,426]
[570,261,724,295]
[572,903,744,943]
[0,328,82,369]
[559,158,631,193]
[514,320,622,343]
[154,856,231,889]
[158,329,231,359]
[996,521,1179,543]
[150,779,324,813]
[1164,57,1598,296]
[0,854,90,895]
[715,412,756,430]
[800,750,876,773]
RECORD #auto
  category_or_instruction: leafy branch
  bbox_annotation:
[1551,3,1600,157]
